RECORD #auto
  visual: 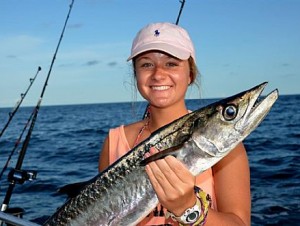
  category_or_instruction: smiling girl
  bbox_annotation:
[99,22,250,226]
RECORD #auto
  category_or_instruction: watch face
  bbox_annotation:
[172,197,203,224]
[185,210,200,223]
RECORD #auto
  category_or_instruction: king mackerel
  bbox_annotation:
[43,82,278,226]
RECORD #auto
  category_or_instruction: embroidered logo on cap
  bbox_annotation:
[154,29,160,37]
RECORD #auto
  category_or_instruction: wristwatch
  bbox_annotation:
[169,197,202,224]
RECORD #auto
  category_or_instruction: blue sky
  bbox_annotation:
[0,0,299,107]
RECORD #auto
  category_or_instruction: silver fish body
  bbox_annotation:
[43,82,278,226]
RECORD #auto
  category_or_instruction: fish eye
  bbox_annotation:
[223,104,238,121]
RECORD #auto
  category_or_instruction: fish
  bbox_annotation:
[43,82,278,226]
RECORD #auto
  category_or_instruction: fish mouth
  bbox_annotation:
[235,82,279,132]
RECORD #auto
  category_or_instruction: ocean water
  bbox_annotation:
[0,95,299,225]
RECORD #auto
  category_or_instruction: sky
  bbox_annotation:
[0,0,299,107]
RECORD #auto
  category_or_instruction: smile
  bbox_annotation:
[150,86,171,91]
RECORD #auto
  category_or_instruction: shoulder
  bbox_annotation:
[124,120,145,148]
[124,120,144,133]
[99,122,142,172]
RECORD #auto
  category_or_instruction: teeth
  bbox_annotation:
[151,86,170,91]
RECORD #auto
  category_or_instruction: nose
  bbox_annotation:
[151,66,167,80]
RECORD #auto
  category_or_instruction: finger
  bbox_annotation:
[149,146,159,155]
[145,163,170,198]
[145,148,177,197]
[154,157,182,187]
[163,155,195,185]
[146,156,196,214]
[148,147,194,188]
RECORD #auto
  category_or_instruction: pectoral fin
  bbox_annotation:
[140,143,184,166]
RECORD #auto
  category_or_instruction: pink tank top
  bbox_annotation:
[108,125,217,225]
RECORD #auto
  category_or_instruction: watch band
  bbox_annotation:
[165,186,211,226]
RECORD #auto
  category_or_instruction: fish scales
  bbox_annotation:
[43,82,278,226]
[46,114,199,225]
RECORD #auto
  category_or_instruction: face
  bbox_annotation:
[134,51,191,108]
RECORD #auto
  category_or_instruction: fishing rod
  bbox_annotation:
[175,0,186,25]
[1,0,75,215]
[0,106,35,181]
[0,66,41,139]
[142,0,186,119]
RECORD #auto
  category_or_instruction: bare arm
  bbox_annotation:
[98,136,109,172]
[206,142,251,225]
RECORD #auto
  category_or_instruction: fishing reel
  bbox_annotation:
[7,169,37,184]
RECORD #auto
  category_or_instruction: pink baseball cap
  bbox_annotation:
[127,22,196,62]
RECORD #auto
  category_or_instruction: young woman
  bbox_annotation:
[99,22,251,226]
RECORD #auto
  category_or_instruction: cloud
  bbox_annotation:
[281,73,296,78]
[107,61,117,67]
[85,60,100,66]
[6,55,17,59]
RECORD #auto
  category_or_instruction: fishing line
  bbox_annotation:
[142,0,186,119]
[0,66,41,139]
[1,0,75,213]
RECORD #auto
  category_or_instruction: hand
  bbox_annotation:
[145,147,197,216]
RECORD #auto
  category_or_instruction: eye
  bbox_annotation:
[223,104,238,121]
[166,62,178,67]
[140,62,153,68]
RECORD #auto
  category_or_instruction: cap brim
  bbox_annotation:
[127,43,191,61]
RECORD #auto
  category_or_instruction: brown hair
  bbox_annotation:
[188,57,199,85]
